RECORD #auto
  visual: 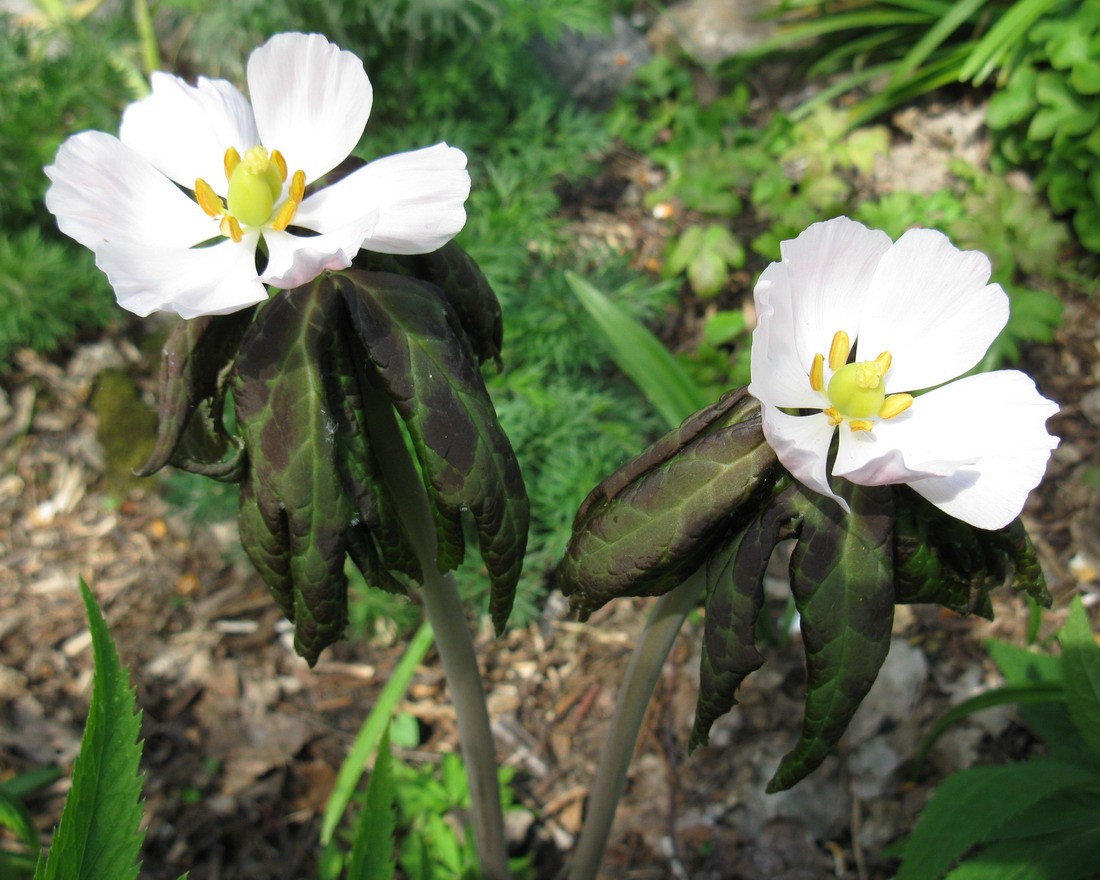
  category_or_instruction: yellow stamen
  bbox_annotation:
[224,147,241,182]
[849,419,874,432]
[272,149,288,182]
[828,330,850,372]
[289,169,306,202]
[879,393,913,420]
[824,406,843,426]
[810,353,825,392]
[875,351,892,373]
[271,200,298,232]
[194,178,224,218]
[220,214,243,243]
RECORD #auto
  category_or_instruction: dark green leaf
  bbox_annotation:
[346,726,397,880]
[338,270,529,634]
[768,484,894,792]
[944,827,1100,880]
[0,785,39,861]
[896,759,1099,880]
[137,308,255,476]
[35,581,144,880]
[233,284,354,664]
[690,484,801,751]
[557,390,779,619]
[1060,596,1100,757]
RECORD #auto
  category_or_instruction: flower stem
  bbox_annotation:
[564,573,705,880]
[360,378,511,880]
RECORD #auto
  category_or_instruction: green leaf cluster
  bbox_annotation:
[894,597,1100,879]
[139,247,529,664]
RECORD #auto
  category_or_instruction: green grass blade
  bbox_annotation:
[887,0,988,86]
[319,620,435,852]
[346,726,397,880]
[566,271,708,428]
[0,786,39,861]
[0,767,63,801]
[959,0,1061,83]
[34,580,144,880]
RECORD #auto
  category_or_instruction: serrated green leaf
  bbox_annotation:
[137,308,255,476]
[0,786,39,859]
[233,283,353,664]
[338,270,529,635]
[896,759,1099,880]
[35,581,144,880]
[768,484,894,792]
[346,726,396,880]
[1060,596,1100,757]
[557,390,779,618]
[690,486,800,751]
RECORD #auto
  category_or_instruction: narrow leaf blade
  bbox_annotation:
[346,726,397,880]
[1059,596,1100,757]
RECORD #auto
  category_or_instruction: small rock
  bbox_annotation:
[650,0,776,66]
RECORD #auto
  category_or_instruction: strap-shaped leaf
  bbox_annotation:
[137,308,254,476]
[337,270,529,634]
[557,392,779,619]
[768,483,894,792]
[690,484,801,751]
[233,283,353,664]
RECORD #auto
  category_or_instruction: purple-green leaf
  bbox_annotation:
[768,483,894,792]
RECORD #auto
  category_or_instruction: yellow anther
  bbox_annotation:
[220,214,243,243]
[824,406,843,426]
[224,147,241,181]
[272,149,288,182]
[879,393,913,420]
[810,353,825,392]
[289,169,306,202]
[828,330,850,372]
[271,199,298,232]
[874,351,893,373]
[849,419,875,432]
[194,178,224,218]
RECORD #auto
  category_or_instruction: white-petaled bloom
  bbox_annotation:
[45,32,471,319]
[748,216,1059,530]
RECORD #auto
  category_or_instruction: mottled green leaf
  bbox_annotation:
[35,581,144,880]
[137,308,254,476]
[558,390,779,618]
[690,483,801,751]
[233,283,353,664]
[768,484,894,792]
[337,270,528,634]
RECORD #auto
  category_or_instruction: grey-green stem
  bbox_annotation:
[564,573,705,880]
[361,387,511,880]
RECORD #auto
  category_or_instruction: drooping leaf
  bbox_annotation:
[1059,596,1100,757]
[233,283,354,664]
[943,826,1100,880]
[338,270,529,634]
[690,482,801,751]
[768,483,894,792]
[137,308,255,477]
[0,785,39,862]
[895,759,1099,880]
[346,726,397,880]
[557,390,779,619]
[35,581,144,880]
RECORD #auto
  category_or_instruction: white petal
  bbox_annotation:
[296,143,470,254]
[248,33,372,184]
[96,236,268,318]
[120,72,259,191]
[761,405,848,512]
[45,131,217,251]
[777,217,893,366]
[833,416,966,486]
[749,261,828,410]
[259,221,378,289]
[856,228,1009,392]
[836,371,1059,529]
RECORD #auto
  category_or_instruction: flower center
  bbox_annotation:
[193,146,306,243]
[808,330,913,432]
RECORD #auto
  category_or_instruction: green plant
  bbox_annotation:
[894,596,1100,879]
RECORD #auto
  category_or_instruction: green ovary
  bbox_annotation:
[827,361,886,419]
[226,147,283,226]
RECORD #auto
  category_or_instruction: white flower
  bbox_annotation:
[748,217,1059,530]
[45,32,471,319]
